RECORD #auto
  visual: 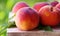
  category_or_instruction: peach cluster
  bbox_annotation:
[12,1,60,31]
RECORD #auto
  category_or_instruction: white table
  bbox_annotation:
[7,28,60,36]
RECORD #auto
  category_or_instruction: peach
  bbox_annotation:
[15,7,39,30]
[54,3,60,23]
[12,2,29,13]
[54,3,60,11]
[33,2,49,11]
[51,1,59,7]
[39,5,59,27]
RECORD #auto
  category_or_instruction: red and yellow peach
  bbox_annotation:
[15,7,39,30]
[39,5,59,27]
[12,2,29,13]
[33,2,49,11]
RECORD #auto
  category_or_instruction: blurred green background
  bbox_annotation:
[0,0,60,36]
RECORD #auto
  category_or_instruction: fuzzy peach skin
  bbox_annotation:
[39,5,59,27]
[33,2,49,11]
[15,7,39,31]
[12,2,29,13]
[54,3,60,23]
[51,1,59,7]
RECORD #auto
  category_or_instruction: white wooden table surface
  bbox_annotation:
[7,28,60,36]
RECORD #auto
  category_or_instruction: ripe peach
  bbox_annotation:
[54,3,60,11]
[54,3,60,23]
[12,2,29,13]
[39,5,59,27]
[15,7,39,30]
[33,2,49,11]
[51,1,59,7]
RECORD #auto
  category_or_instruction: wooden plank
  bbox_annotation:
[7,28,60,36]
